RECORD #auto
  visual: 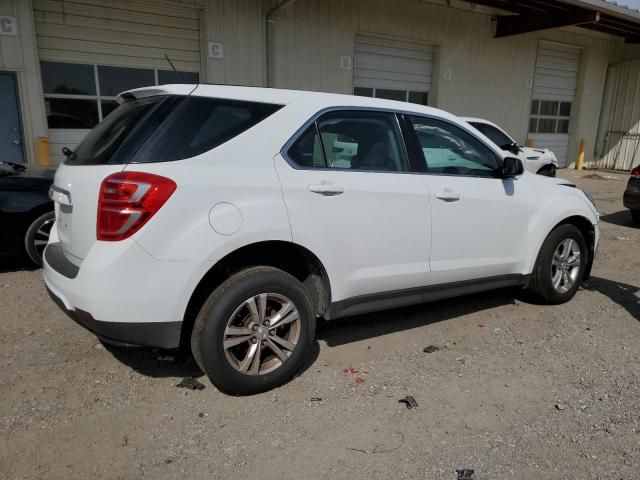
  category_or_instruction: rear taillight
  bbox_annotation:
[97,172,176,241]
[631,166,640,178]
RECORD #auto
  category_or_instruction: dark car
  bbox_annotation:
[0,161,55,266]
[623,165,640,225]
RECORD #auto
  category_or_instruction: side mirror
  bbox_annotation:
[500,142,521,155]
[62,147,73,157]
[502,156,524,178]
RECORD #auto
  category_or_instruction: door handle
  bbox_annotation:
[308,184,344,196]
[434,192,460,202]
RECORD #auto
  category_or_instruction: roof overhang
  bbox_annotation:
[469,0,640,42]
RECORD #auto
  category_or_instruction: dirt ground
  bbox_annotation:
[1,169,639,480]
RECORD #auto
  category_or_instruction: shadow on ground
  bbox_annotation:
[0,255,38,274]
[318,288,519,347]
[599,210,638,228]
[583,276,640,322]
[104,338,321,381]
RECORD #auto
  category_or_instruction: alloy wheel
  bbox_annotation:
[223,293,301,375]
[34,218,55,259]
[550,238,581,293]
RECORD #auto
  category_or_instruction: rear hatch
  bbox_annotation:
[51,95,170,264]
[50,87,283,265]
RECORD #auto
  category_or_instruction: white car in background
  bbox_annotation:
[44,85,598,395]
[462,117,559,177]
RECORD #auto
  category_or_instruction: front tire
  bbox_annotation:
[191,266,316,395]
[24,211,55,267]
[527,224,587,304]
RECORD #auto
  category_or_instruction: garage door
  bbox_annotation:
[528,43,581,168]
[33,0,202,164]
[353,34,433,106]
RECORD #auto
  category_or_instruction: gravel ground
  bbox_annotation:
[1,169,639,480]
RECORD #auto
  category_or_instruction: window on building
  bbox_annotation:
[354,87,428,106]
[528,99,572,134]
[41,61,199,129]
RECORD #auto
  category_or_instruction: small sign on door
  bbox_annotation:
[0,16,17,36]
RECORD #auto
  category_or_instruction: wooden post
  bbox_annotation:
[576,139,585,171]
[526,139,534,148]
[36,137,51,166]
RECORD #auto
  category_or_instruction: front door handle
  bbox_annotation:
[308,184,344,196]
[434,192,460,202]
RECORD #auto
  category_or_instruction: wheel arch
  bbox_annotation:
[180,240,331,349]
[543,215,595,280]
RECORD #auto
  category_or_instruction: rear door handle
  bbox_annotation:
[308,184,344,196]
[434,192,460,202]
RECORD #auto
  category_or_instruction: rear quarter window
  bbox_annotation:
[131,97,282,163]
[65,96,283,165]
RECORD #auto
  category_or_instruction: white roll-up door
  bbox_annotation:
[528,43,581,168]
[33,0,202,163]
[353,34,433,106]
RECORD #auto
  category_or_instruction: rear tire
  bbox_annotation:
[191,266,316,395]
[527,224,587,304]
[631,209,640,225]
[24,211,55,267]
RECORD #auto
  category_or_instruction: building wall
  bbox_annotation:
[205,0,265,86]
[0,0,47,165]
[267,0,622,166]
[595,55,640,170]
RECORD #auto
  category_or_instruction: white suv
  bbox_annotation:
[462,117,559,177]
[44,85,599,395]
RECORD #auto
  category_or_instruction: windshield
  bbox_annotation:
[470,122,514,149]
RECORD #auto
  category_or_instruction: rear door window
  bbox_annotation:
[287,110,409,172]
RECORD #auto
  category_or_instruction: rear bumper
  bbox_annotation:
[43,237,205,349]
[46,284,181,348]
[624,177,640,210]
[623,190,640,210]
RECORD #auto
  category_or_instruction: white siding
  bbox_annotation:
[597,59,640,170]
[353,34,433,92]
[33,0,202,71]
[267,0,620,167]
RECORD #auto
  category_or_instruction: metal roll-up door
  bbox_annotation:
[33,0,202,163]
[528,43,581,168]
[353,35,433,106]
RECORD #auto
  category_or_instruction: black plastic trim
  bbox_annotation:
[46,286,181,349]
[325,274,527,320]
[44,242,79,279]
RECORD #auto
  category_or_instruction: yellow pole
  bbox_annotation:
[576,139,585,171]
[36,137,51,166]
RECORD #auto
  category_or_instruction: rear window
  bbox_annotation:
[65,96,282,165]
[65,96,164,165]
